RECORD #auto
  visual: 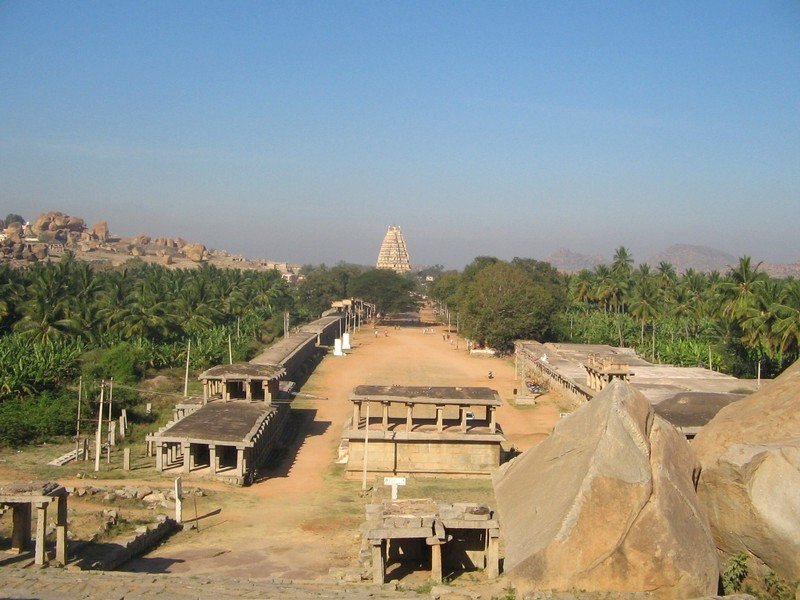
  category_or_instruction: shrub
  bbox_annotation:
[0,390,77,446]
[722,551,749,594]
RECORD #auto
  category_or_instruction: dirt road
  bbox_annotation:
[1,308,561,588]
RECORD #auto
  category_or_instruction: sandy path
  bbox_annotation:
[114,308,559,579]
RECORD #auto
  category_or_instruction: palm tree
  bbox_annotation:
[612,246,634,278]
[629,276,660,348]
[773,280,800,360]
[722,256,767,320]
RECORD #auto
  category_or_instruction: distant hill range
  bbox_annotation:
[547,243,800,278]
[545,248,605,273]
[645,244,738,274]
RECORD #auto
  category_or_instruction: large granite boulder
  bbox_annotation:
[183,243,206,262]
[493,381,718,598]
[91,221,109,241]
[692,360,800,580]
[32,211,86,235]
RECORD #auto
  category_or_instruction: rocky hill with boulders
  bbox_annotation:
[545,247,605,273]
[0,211,301,277]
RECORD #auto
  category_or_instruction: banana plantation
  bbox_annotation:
[0,254,416,445]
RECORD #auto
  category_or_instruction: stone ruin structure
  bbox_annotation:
[364,498,499,584]
[342,386,504,478]
[493,380,719,598]
[146,315,343,485]
[0,481,68,566]
[375,225,411,273]
[583,352,634,391]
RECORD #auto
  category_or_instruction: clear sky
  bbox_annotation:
[1,1,799,268]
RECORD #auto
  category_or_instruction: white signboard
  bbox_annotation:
[383,476,406,500]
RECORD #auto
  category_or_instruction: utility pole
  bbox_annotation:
[107,378,114,463]
[184,339,191,398]
[75,376,82,461]
[361,403,370,492]
[94,382,104,473]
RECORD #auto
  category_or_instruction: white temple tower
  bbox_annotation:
[376,226,411,273]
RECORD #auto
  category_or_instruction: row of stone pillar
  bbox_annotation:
[352,402,497,433]
[371,534,499,584]
[8,497,68,566]
[154,440,247,478]
[203,378,274,402]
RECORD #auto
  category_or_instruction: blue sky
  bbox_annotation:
[1,1,799,268]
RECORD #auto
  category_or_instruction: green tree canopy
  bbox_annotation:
[4,213,25,227]
[349,269,417,314]
[461,261,562,351]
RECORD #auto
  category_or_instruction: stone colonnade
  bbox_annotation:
[351,400,497,434]
[0,485,68,566]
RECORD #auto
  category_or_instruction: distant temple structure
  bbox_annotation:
[376,226,411,273]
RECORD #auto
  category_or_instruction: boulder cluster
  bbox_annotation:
[1,211,208,264]
[493,364,800,598]
[0,222,48,261]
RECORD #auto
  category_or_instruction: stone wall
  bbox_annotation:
[90,517,181,570]
[346,439,500,478]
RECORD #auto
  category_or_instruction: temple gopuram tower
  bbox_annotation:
[376,226,411,273]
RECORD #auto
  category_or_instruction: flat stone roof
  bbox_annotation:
[199,363,285,381]
[0,481,66,502]
[517,341,758,404]
[251,331,316,366]
[654,392,748,428]
[299,315,341,334]
[156,402,276,444]
[351,385,502,406]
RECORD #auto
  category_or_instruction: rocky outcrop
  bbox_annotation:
[91,221,109,241]
[182,243,206,262]
[493,381,718,598]
[130,234,151,246]
[692,360,800,580]
[32,211,86,235]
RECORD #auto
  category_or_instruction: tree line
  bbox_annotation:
[0,253,417,445]
[428,248,800,379]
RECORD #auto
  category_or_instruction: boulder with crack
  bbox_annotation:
[692,359,800,581]
[492,380,718,598]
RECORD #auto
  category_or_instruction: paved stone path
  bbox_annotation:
[1,569,417,599]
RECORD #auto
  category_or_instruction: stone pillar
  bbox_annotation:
[381,402,389,430]
[56,494,68,565]
[236,447,245,478]
[155,442,164,471]
[489,407,496,434]
[406,403,413,431]
[209,445,217,474]
[35,502,47,565]
[352,402,361,430]
[11,503,31,553]
[371,541,386,584]
[123,447,131,471]
[182,443,191,473]
[486,532,500,578]
[118,416,126,440]
[224,379,230,401]
[203,380,209,402]
[267,379,279,403]
[245,379,252,400]
[436,405,444,432]
[460,406,468,432]
[430,542,443,583]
